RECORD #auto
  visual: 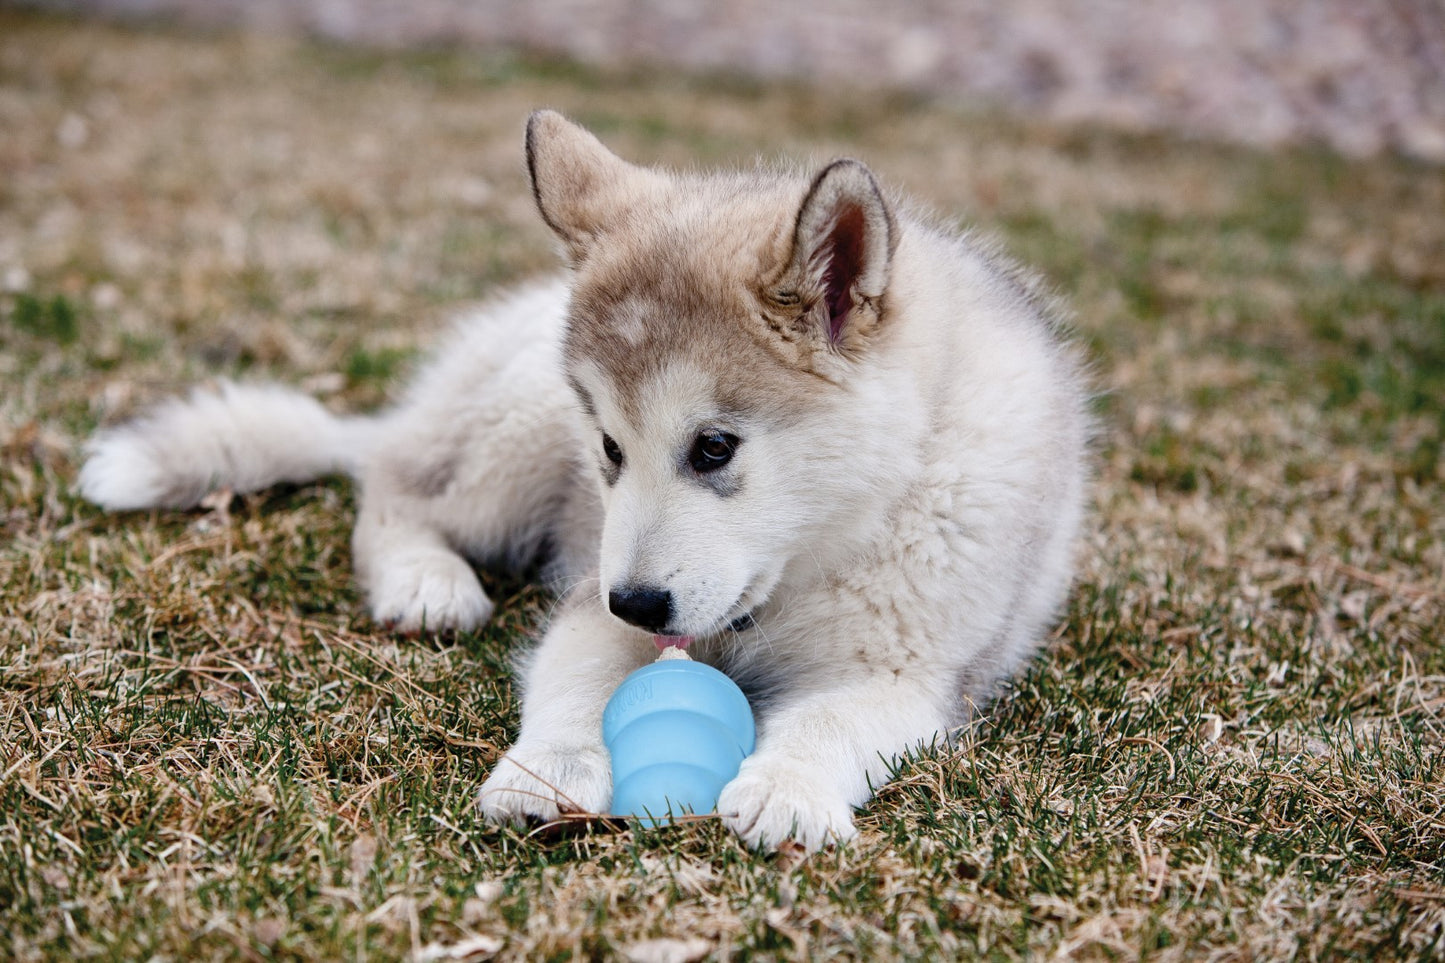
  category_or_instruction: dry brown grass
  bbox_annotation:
[2,11,1443,961]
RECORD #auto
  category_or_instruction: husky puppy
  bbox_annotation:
[80,111,1091,850]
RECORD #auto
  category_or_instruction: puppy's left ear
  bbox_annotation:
[526,110,664,263]
[773,159,898,353]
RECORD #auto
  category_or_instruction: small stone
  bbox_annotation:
[57,113,89,148]
[621,937,711,963]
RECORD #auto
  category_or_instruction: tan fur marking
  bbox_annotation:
[559,169,847,424]
[531,112,903,390]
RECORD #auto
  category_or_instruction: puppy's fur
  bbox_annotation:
[80,112,1092,850]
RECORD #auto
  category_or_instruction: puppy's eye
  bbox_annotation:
[689,431,739,473]
[601,433,623,467]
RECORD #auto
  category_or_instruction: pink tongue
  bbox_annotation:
[653,635,694,651]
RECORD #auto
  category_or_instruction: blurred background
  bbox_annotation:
[13,0,1445,162]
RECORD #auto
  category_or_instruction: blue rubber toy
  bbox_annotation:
[602,647,755,822]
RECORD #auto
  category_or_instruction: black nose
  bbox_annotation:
[608,586,673,632]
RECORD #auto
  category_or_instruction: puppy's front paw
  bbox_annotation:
[369,551,493,633]
[717,757,857,852]
[477,742,612,827]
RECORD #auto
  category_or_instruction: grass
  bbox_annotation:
[2,10,1443,960]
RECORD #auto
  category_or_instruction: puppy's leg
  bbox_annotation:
[352,492,495,633]
[350,383,585,633]
[477,593,652,824]
[717,670,953,851]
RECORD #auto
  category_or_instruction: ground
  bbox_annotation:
[2,11,1443,961]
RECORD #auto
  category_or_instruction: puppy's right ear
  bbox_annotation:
[526,110,662,262]
[768,158,897,357]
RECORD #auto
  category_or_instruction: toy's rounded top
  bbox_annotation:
[602,656,755,756]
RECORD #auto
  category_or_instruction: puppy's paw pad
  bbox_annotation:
[477,742,612,826]
[717,761,856,852]
[370,552,493,632]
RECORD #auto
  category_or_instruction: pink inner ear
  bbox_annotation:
[821,204,866,344]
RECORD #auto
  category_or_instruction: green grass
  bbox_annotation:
[2,10,1444,961]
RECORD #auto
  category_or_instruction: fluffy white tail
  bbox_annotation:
[79,382,368,511]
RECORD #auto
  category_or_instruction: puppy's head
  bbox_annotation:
[527,110,912,639]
